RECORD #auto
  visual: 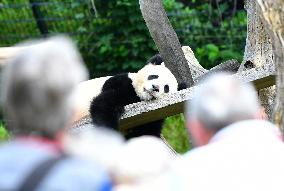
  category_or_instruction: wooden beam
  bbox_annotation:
[120,99,184,131]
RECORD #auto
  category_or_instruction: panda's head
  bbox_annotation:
[131,55,178,101]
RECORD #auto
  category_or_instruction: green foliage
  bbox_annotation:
[0,121,9,141]
[87,0,246,74]
[162,114,191,153]
[168,2,246,69]
[0,0,247,75]
[85,0,156,76]
[0,0,40,44]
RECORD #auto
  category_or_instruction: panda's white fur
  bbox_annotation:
[72,76,111,122]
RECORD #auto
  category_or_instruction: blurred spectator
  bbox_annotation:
[113,136,175,183]
[64,131,175,190]
[111,136,175,191]
[159,73,284,191]
[63,125,125,174]
[0,36,112,191]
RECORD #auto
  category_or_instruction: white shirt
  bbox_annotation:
[161,120,284,191]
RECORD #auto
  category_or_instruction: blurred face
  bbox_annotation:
[186,119,215,147]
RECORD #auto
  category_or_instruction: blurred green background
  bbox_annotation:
[0,0,247,153]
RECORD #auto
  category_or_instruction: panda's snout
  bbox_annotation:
[152,84,159,92]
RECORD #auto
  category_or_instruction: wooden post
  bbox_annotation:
[139,0,194,87]
[255,0,284,133]
[29,0,49,37]
[238,0,274,72]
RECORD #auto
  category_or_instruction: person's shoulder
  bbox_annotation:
[51,156,112,189]
[227,119,283,140]
[171,146,213,171]
[59,156,109,175]
[46,156,112,190]
[183,144,214,160]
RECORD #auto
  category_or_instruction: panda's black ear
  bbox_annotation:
[178,82,188,91]
[147,54,163,65]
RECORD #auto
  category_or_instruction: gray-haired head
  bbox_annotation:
[186,72,260,132]
[1,36,88,138]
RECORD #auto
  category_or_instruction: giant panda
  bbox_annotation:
[89,54,186,139]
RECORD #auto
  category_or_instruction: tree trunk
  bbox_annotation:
[255,0,284,132]
[139,0,194,87]
[239,0,276,122]
[239,0,274,72]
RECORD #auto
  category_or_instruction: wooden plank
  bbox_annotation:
[120,101,184,130]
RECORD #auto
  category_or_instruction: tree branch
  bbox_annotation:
[255,0,284,132]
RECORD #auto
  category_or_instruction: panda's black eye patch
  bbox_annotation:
[164,85,169,93]
[148,75,159,80]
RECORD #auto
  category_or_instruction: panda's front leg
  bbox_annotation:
[89,74,140,133]
[90,90,125,131]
